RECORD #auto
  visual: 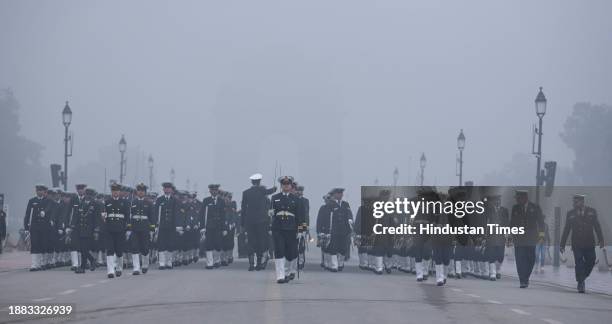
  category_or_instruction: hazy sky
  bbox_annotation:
[1,0,611,204]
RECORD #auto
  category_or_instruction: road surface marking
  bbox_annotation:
[80,283,95,288]
[487,299,502,304]
[98,280,109,283]
[32,297,54,302]
[465,293,481,298]
[511,308,531,315]
[58,289,76,295]
[451,288,463,292]
[541,319,563,324]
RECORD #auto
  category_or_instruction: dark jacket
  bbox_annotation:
[270,192,305,231]
[510,201,544,246]
[316,200,353,236]
[24,196,53,231]
[103,197,130,233]
[201,196,227,230]
[241,185,275,226]
[71,196,100,238]
[560,206,604,248]
[129,197,154,232]
[154,195,181,231]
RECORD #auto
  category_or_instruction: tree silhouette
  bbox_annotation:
[0,89,45,233]
[560,102,612,185]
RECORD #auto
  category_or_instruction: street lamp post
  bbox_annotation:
[419,153,426,186]
[119,135,127,184]
[393,167,399,197]
[533,87,547,205]
[61,101,73,191]
[457,129,466,186]
[148,155,154,189]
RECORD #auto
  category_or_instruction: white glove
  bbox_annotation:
[126,231,132,240]
[58,229,64,235]
[200,228,206,234]
[185,225,191,231]
[348,219,354,225]
[24,230,30,235]
[268,230,272,235]
[268,209,274,217]
[222,230,228,236]
[194,225,199,230]
[40,211,45,217]
[101,212,108,219]
[65,228,72,234]
[176,227,184,235]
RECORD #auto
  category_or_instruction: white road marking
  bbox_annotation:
[451,288,463,292]
[511,308,531,316]
[58,289,76,295]
[80,283,95,288]
[98,279,109,283]
[32,297,54,302]
[487,299,503,304]
[465,293,481,298]
[541,319,563,324]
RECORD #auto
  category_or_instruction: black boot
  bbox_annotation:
[578,281,585,293]
[248,255,255,271]
[255,254,263,271]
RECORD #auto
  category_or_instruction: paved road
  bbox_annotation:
[1,250,611,324]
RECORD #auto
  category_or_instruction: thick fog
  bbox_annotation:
[1,0,612,219]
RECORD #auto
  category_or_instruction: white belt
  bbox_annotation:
[275,211,295,217]
[108,213,125,219]
[132,215,148,220]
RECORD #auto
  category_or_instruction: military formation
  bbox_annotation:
[350,187,605,293]
[21,179,605,292]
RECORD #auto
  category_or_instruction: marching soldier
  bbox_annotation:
[369,189,393,275]
[183,192,201,265]
[431,192,452,286]
[413,188,435,281]
[484,194,509,280]
[295,185,310,270]
[201,184,227,269]
[174,191,188,267]
[222,192,238,265]
[316,188,353,272]
[241,174,276,271]
[69,188,100,273]
[353,204,369,270]
[24,184,53,271]
[271,176,306,284]
[154,182,180,270]
[510,190,545,288]
[128,183,155,275]
[94,193,107,267]
[560,194,605,293]
[50,189,70,267]
[102,183,130,278]
[69,184,88,270]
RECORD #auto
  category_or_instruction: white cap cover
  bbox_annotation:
[249,173,263,180]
